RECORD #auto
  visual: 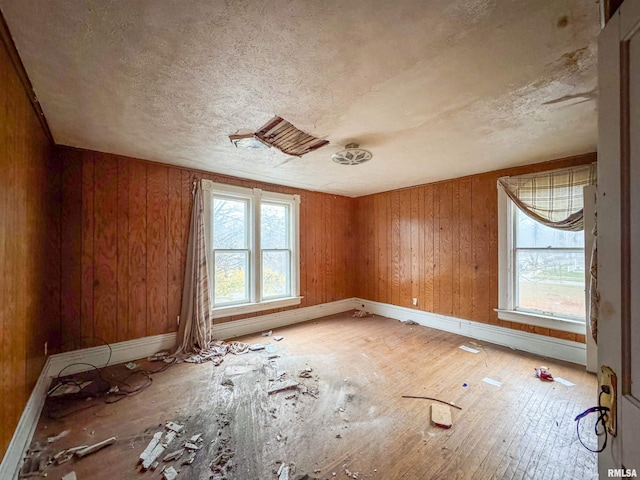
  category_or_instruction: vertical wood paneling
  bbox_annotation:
[167,168,183,333]
[116,157,130,342]
[146,165,169,336]
[128,162,147,340]
[61,155,83,349]
[355,154,595,343]
[81,156,95,347]
[0,36,58,459]
[458,178,474,320]
[399,189,412,308]
[93,156,119,343]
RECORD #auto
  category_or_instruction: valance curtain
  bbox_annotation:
[497,163,597,231]
[174,179,213,355]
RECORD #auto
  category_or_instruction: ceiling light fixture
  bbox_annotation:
[332,143,373,165]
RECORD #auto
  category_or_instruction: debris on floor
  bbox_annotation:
[273,335,284,341]
[431,403,452,429]
[298,367,313,378]
[61,472,77,480]
[554,377,576,386]
[459,345,480,354]
[47,429,69,443]
[352,310,373,318]
[163,447,185,462]
[148,351,170,362]
[401,395,462,410]
[278,463,290,480]
[75,436,117,458]
[482,377,502,387]
[162,465,178,480]
[221,378,234,388]
[262,330,273,337]
[534,366,554,381]
[249,344,266,351]
[125,362,137,370]
[404,319,418,325]
[265,344,277,354]
[19,443,46,478]
[268,379,299,394]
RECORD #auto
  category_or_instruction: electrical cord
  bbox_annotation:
[574,389,610,453]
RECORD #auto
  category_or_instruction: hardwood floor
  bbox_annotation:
[28,313,597,479]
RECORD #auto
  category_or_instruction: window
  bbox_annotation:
[202,180,301,318]
[497,189,587,333]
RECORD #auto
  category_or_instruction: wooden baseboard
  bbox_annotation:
[355,298,587,366]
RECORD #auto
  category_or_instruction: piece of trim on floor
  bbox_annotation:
[0,298,357,480]
[355,298,586,366]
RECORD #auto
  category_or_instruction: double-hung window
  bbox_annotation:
[497,189,586,333]
[202,180,301,318]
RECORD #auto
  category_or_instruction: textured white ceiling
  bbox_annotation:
[1,0,599,197]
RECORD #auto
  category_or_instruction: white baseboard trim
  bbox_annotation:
[0,298,357,480]
[355,298,586,366]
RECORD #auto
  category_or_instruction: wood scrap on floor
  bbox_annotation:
[430,403,452,429]
[401,395,462,410]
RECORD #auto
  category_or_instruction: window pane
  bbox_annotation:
[213,197,248,249]
[214,251,249,304]
[516,250,585,318]
[261,203,288,249]
[515,208,584,248]
[262,251,290,298]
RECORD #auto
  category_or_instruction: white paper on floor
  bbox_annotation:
[482,377,502,387]
[459,345,480,354]
[554,377,576,386]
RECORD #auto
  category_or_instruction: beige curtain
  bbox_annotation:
[174,179,213,355]
[498,163,597,231]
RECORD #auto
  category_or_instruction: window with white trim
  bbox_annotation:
[497,189,586,333]
[201,180,301,318]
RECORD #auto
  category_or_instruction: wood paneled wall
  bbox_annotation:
[57,147,357,350]
[0,36,59,459]
[355,153,596,343]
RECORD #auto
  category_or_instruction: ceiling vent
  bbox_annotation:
[332,143,373,165]
[229,116,328,157]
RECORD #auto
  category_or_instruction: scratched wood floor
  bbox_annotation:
[29,313,598,480]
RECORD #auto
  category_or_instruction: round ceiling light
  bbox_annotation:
[332,143,373,165]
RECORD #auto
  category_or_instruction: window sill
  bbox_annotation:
[212,297,303,319]
[494,309,586,334]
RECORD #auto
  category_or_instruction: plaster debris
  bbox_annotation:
[125,362,137,370]
[298,367,313,378]
[149,351,170,361]
[221,378,234,388]
[163,466,178,480]
[61,472,77,480]
[190,433,202,443]
[249,344,266,351]
[482,377,502,387]
[163,448,185,462]
[75,436,117,458]
[182,452,197,465]
[140,432,162,464]
[278,463,290,480]
[47,430,69,443]
[184,442,200,450]
[459,345,480,354]
[555,377,576,386]
[166,422,185,433]
[268,379,299,394]
[262,330,273,336]
[405,320,418,325]
[273,335,284,341]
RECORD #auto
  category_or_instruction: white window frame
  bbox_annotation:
[202,180,301,318]
[496,187,586,334]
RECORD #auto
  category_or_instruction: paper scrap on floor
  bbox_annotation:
[459,345,480,354]
[554,377,576,386]
[482,377,502,387]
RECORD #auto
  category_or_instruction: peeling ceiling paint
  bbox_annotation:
[0,0,599,196]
